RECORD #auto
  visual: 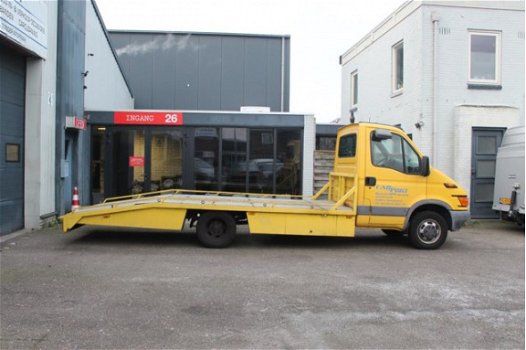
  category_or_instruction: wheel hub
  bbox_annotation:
[418,220,440,243]
[208,220,226,237]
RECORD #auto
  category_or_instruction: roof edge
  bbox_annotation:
[340,0,524,65]
[108,29,291,39]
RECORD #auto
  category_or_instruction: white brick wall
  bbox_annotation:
[341,6,427,148]
[340,2,524,194]
[425,4,525,175]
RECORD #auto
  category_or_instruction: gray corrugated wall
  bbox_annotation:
[55,0,87,214]
[109,32,290,112]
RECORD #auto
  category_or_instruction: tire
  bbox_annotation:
[409,211,448,249]
[196,212,236,248]
[517,214,525,228]
[382,229,405,237]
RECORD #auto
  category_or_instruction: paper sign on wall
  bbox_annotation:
[129,156,144,167]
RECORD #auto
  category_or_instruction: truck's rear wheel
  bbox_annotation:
[196,212,236,248]
[409,211,448,249]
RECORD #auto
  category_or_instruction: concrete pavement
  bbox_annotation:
[1,221,524,349]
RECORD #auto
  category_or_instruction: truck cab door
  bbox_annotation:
[362,128,427,228]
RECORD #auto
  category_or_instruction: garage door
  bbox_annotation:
[0,47,26,235]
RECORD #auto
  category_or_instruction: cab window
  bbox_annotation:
[338,134,357,158]
[371,131,421,174]
[403,140,421,174]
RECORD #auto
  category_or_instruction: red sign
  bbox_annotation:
[65,116,87,130]
[114,111,183,125]
[129,156,145,167]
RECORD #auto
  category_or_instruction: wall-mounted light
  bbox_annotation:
[82,70,89,77]
[415,121,424,129]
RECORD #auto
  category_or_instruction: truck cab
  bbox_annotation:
[334,123,470,248]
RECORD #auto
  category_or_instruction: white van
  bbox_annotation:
[492,126,525,226]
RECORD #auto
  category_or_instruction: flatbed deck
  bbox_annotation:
[62,172,358,241]
[76,192,354,213]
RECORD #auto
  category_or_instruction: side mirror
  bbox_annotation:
[372,129,392,141]
[421,156,430,176]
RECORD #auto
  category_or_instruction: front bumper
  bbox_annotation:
[450,210,471,231]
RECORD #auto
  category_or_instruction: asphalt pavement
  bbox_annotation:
[0,221,524,349]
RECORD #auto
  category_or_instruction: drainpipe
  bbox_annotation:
[280,36,285,112]
[431,12,439,163]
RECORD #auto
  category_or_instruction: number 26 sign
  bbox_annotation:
[114,111,184,125]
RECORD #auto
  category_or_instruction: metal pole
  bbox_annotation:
[432,12,439,163]
[280,37,285,112]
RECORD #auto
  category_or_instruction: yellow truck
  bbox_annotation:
[62,123,470,249]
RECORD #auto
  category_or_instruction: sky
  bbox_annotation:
[95,0,402,123]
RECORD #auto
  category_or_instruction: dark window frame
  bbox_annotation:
[350,70,358,107]
[391,40,404,96]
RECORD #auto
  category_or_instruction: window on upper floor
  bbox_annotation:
[391,40,404,96]
[468,30,501,86]
[350,70,358,108]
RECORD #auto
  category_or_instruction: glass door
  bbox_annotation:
[91,126,105,203]
[471,128,505,218]
[107,128,146,197]
[103,127,186,199]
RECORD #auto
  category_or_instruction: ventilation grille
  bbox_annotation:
[439,27,451,35]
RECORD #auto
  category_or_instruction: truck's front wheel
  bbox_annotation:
[409,211,448,249]
[196,212,236,248]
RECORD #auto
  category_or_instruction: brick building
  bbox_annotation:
[340,0,524,217]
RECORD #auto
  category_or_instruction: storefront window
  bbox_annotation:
[195,127,219,191]
[95,125,304,201]
[276,130,301,194]
[151,130,183,191]
[248,129,274,193]
[222,128,247,192]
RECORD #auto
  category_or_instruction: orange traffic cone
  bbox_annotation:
[72,186,80,212]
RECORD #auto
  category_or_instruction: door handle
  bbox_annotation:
[365,177,376,186]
